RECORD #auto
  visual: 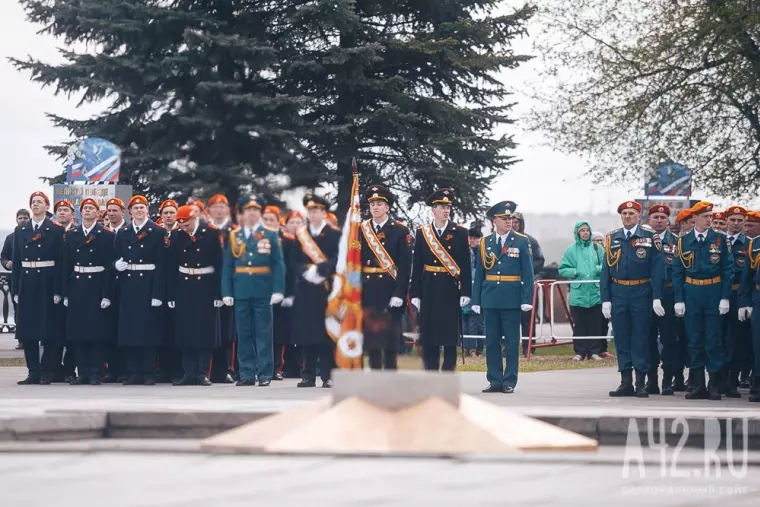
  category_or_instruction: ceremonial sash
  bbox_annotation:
[421,224,460,279]
[296,226,327,264]
[360,220,397,279]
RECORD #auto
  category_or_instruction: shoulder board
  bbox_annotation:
[714,229,727,235]
[611,228,622,235]
[512,230,528,239]
[640,224,655,233]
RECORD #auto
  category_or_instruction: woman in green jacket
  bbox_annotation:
[558,221,606,360]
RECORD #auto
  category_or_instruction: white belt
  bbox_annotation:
[21,261,55,268]
[74,266,105,273]
[178,266,215,275]
[126,263,156,271]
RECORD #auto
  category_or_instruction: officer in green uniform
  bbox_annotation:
[471,201,535,393]
[221,195,285,387]
[738,232,760,402]
[672,201,734,400]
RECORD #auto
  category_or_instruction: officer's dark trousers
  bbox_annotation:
[367,348,398,370]
[61,346,76,378]
[23,342,61,380]
[650,289,679,372]
[211,342,235,380]
[484,309,520,388]
[570,305,603,358]
[422,345,457,371]
[751,301,760,384]
[181,348,213,380]
[302,343,335,382]
[677,319,690,368]
[74,343,105,379]
[725,292,751,378]
[684,286,723,373]
[125,347,157,380]
[520,308,535,355]
[610,285,651,373]
[235,298,274,382]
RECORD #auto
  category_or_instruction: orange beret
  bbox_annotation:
[675,209,692,223]
[175,205,195,224]
[29,191,50,206]
[106,198,125,209]
[263,205,281,217]
[128,195,148,209]
[155,217,164,226]
[725,205,747,217]
[711,211,725,221]
[285,210,303,223]
[79,198,99,211]
[208,194,229,206]
[189,199,206,211]
[747,211,760,224]
[54,199,74,212]
[159,199,178,212]
[690,201,713,216]
[647,204,670,216]
[617,200,642,214]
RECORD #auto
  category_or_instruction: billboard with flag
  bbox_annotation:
[325,158,363,369]
[645,162,692,197]
[65,138,122,183]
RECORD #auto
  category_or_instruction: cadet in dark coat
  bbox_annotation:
[52,200,77,382]
[167,206,223,386]
[11,191,65,384]
[360,184,412,370]
[103,198,128,383]
[113,195,168,385]
[157,199,182,383]
[208,193,237,383]
[279,210,306,378]
[738,232,760,402]
[61,198,116,385]
[409,188,472,371]
[288,194,340,387]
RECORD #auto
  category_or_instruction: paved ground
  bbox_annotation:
[0,449,757,506]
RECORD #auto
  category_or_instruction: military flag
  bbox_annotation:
[325,158,363,368]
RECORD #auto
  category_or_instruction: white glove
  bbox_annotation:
[13,295,18,304]
[53,295,61,304]
[223,297,234,306]
[389,297,403,307]
[653,299,665,317]
[303,265,326,284]
[270,293,284,305]
[521,304,533,312]
[738,307,750,322]
[674,302,685,317]
[602,302,612,319]
[100,298,110,309]
[63,297,68,307]
[114,258,128,272]
[281,296,294,307]
[459,296,471,307]
[213,300,223,308]
[719,299,730,315]
[151,299,162,307]
[168,301,176,309]
[471,305,481,314]
[411,298,420,310]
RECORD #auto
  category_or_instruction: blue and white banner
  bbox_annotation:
[645,162,691,197]
[65,138,121,183]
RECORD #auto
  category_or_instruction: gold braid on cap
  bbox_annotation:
[677,236,694,270]
[479,236,497,270]
[604,233,621,268]
[229,230,246,259]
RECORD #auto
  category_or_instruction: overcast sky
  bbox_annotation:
[1,2,756,230]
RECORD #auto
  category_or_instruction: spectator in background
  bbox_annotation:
[558,221,605,361]
[1,209,30,349]
[512,212,544,356]
[592,231,605,247]
[462,227,484,356]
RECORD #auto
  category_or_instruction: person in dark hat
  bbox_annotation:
[462,226,484,356]
[359,184,412,370]
[287,193,341,387]
[409,188,471,371]
[471,201,534,393]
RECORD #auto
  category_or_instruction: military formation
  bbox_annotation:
[602,200,760,402]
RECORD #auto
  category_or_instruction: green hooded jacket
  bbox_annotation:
[558,221,603,308]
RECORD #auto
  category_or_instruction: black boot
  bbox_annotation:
[672,369,686,392]
[686,370,708,399]
[645,368,660,395]
[685,368,700,393]
[609,370,635,397]
[661,369,674,396]
[708,372,722,401]
[634,370,649,398]
[724,371,741,398]
[749,379,760,402]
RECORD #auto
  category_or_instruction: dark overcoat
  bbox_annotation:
[409,221,471,347]
[114,220,167,347]
[273,231,296,346]
[217,220,236,343]
[288,224,340,347]
[61,224,116,343]
[360,220,412,350]
[11,218,64,344]
[167,221,223,349]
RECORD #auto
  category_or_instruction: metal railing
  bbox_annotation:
[549,279,612,341]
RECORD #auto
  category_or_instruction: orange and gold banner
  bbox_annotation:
[325,158,363,369]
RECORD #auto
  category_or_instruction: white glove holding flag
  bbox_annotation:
[115,258,128,272]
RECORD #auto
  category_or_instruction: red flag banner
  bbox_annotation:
[325,158,363,368]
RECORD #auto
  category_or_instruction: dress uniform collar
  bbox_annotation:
[622,224,638,238]
[727,232,744,244]
[190,220,200,237]
[213,217,230,229]
[82,222,96,237]
[371,217,388,230]
[308,221,326,236]
[133,219,148,233]
[112,220,126,231]
[30,217,45,230]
